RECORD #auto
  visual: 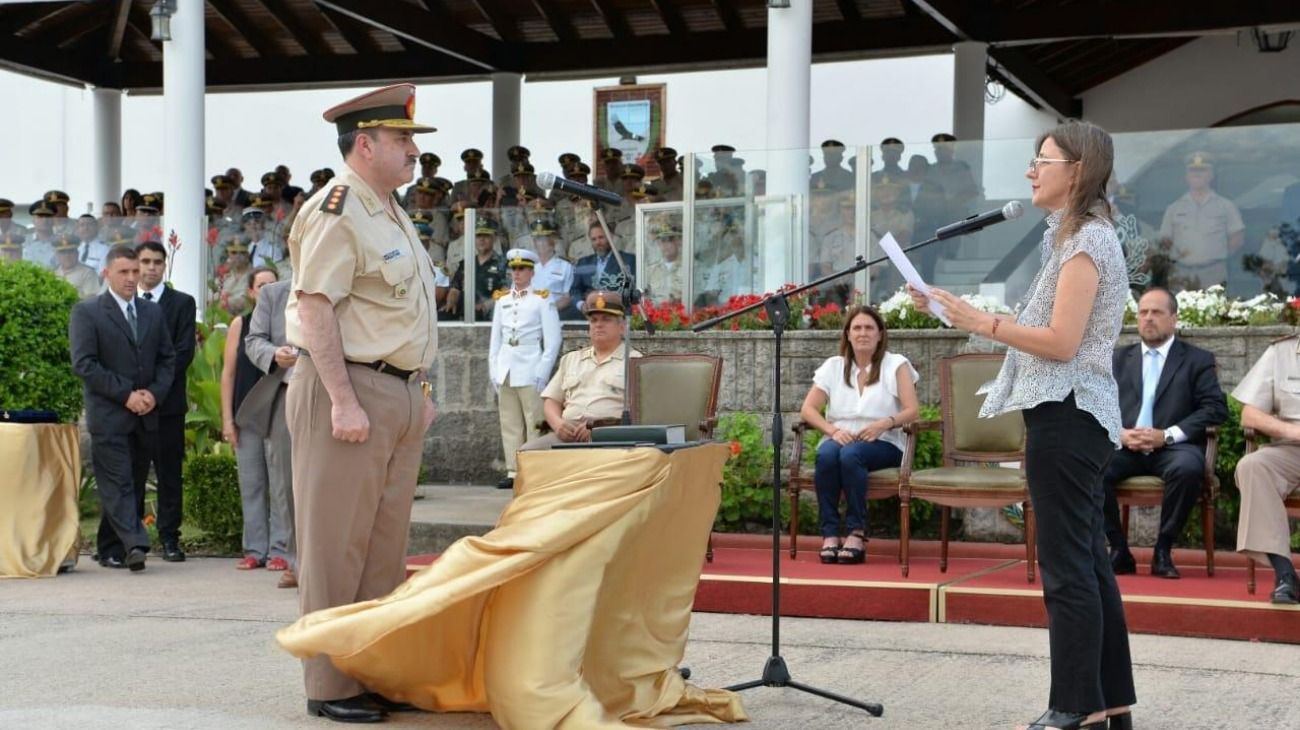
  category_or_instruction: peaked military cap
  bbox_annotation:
[419,152,440,166]
[323,83,436,136]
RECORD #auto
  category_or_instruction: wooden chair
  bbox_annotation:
[786,420,929,559]
[899,353,1037,582]
[626,353,723,560]
[1242,428,1300,594]
[1113,427,1219,577]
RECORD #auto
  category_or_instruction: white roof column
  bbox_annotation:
[162,0,206,308]
[763,1,812,293]
[91,87,122,217]
[491,72,522,181]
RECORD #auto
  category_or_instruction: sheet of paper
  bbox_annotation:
[877,232,951,326]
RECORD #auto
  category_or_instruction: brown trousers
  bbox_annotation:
[287,357,424,701]
[1235,441,1300,563]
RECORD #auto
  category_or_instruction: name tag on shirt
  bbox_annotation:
[382,249,403,262]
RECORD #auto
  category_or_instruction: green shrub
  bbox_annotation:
[715,412,780,531]
[0,262,83,421]
[183,453,242,551]
[186,314,231,460]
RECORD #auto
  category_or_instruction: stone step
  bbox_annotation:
[407,483,511,555]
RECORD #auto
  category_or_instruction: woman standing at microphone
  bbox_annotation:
[909,121,1134,730]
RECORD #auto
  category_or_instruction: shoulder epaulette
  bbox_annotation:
[534,288,549,299]
[492,288,509,300]
[319,185,349,214]
[1271,333,1298,344]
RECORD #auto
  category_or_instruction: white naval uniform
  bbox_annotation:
[489,285,562,476]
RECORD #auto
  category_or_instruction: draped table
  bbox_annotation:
[0,422,81,578]
[278,441,746,729]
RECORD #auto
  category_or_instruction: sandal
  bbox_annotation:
[1021,709,1108,729]
[837,532,866,565]
[819,540,841,564]
[236,556,265,570]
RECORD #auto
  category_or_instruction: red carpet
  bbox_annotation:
[408,539,1300,644]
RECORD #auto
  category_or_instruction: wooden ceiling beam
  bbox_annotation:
[530,0,577,43]
[648,0,688,35]
[106,0,131,61]
[319,6,382,55]
[836,0,862,22]
[114,51,488,91]
[317,0,508,70]
[589,0,631,39]
[209,0,281,58]
[712,0,743,32]
[262,0,334,56]
[469,0,521,43]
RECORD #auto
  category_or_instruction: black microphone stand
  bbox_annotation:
[691,230,951,716]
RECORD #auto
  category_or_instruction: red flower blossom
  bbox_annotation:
[728,440,742,457]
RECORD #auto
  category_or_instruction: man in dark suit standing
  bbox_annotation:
[134,240,196,562]
[70,245,175,572]
[568,219,635,320]
[1103,287,1228,579]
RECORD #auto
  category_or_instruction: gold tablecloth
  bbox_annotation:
[0,422,81,578]
[278,442,746,728]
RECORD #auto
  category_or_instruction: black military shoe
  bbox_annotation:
[162,542,186,562]
[1150,549,1180,579]
[496,477,514,490]
[307,695,386,723]
[1109,548,1137,576]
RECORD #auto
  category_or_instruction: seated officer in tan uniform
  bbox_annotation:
[522,291,642,450]
[1233,334,1300,604]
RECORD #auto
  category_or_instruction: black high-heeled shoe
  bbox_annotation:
[1024,709,1107,729]
[1107,711,1132,729]
[837,532,866,565]
[819,541,840,564]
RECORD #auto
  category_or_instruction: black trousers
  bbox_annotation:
[133,412,185,543]
[1101,443,1205,552]
[1023,394,1136,713]
[93,426,153,560]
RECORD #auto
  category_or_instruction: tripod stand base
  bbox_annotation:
[725,655,883,717]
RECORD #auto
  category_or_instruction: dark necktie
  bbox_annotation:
[126,301,138,342]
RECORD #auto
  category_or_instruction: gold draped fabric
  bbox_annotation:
[0,423,81,578]
[277,443,747,728]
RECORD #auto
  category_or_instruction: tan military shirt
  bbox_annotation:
[285,164,439,372]
[1232,336,1300,423]
[1159,190,1245,266]
[58,263,101,300]
[542,345,643,422]
[644,259,684,303]
[221,268,251,313]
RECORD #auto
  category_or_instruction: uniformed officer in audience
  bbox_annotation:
[44,190,72,234]
[1231,334,1300,604]
[597,147,623,192]
[25,200,58,269]
[644,221,685,304]
[0,198,24,240]
[419,151,440,179]
[53,232,99,299]
[447,217,508,321]
[565,161,591,184]
[444,203,468,276]
[614,183,657,244]
[1159,151,1245,289]
[212,174,242,218]
[220,237,254,314]
[812,140,854,192]
[453,148,486,203]
[464,168,494,208]
[1,230,25,262]
[76,214,109,272]
[530,218,575,314]
[307,168,335,198]
[489,247,561,490]
[499,145,532,188]
[654,147,683,201]
[707,144,744,197]
[521,291,642,449]
[558,152,581,174]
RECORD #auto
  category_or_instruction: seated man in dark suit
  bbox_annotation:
[1103,287,1228,579]
[69,245,175,572]
[567,220,635,321]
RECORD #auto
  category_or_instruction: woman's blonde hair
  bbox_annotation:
[838,305,887,388]
[1035,120,1115,242]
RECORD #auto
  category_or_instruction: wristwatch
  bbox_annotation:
[1164,431,1175,446]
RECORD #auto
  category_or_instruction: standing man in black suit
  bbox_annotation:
[567,219,635,320]
[70,245,175,572]
[134,240,196,562]
[1103,287,1228,578]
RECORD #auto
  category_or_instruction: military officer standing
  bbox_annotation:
[282,83,440,724]
[0,232,22,262]
[25,200,58,269]
[489,248,561,490]
[452,148,486,204]
[0,198,24,240]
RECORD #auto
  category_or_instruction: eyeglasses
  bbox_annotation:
[1028,157,1077,171]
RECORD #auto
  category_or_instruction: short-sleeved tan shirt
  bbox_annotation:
[1232,337,1300,423]
[1158,190,1245,266]
[285,164,439,372]
[542,345,643,422]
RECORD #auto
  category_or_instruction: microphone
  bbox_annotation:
[536,171,624,207]
[934,201,1024,240]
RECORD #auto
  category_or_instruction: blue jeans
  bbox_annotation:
[814,439,902,537]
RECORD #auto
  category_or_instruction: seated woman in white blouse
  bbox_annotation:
[799,305,919,564]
